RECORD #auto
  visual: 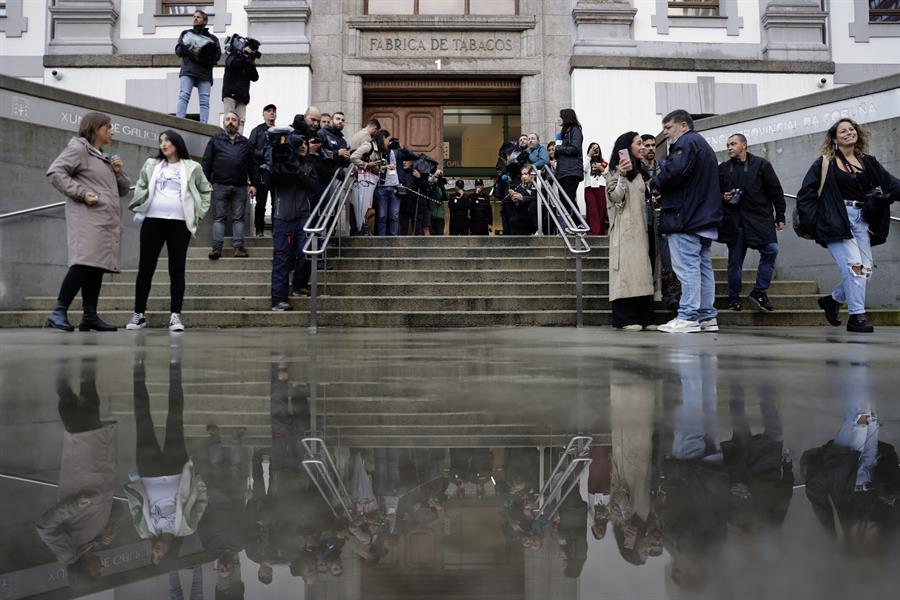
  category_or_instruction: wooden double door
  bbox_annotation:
[363,106,443,163]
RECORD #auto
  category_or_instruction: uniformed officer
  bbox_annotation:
[508,166,537,235]
[448,179,471,236]
[468,178,493,235]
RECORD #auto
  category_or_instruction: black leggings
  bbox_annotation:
[56,265,105,308]
[57,360,102,434]
[558,176,582,223]
[134,362,187,477]
[134,218,192,314]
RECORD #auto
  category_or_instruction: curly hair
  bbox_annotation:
[820,117,870,159]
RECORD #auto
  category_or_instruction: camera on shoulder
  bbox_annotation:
[225,34,261,60]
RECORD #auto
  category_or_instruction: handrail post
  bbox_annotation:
[536,176,543,237]
[309,234,318,332]
[576,255,583,328]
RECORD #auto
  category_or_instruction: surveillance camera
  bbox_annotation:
[51,69,62,80]
[818,77,827,88]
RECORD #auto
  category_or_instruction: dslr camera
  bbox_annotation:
[225,34,261,60]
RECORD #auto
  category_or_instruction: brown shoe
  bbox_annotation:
[234,247,249,258]
[208,248,221,260]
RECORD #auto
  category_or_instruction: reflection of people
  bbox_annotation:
[801,363,900,550]
[36,359,119,586]
[125,352,208,566]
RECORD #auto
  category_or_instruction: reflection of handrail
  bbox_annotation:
[300,437,354,521]
[784,193,899,223]
[535,457,592,522]
[0,202,65,220]
[536,436,592,520]
[0,472,127,501]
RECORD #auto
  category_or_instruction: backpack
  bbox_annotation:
[792,157,827,241]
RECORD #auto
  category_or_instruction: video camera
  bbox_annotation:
[225,33,261,60]
[266,126,306,165]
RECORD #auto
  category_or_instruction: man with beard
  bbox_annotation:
[317,111,352,176]
[202,111,257,259]
[174,10,221,124]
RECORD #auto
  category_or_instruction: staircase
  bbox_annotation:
[5,233,898,327]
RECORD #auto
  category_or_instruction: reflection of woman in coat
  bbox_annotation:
[605,132,655,330]
[36,358,118,585]
[45,112,132,332]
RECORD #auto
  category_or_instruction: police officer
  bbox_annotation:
[508,166,537,235]
[448,180,471,236]
[469,179,493,235]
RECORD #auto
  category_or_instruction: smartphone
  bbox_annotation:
[618,149,630,162]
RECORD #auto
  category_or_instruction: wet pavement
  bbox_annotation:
[0,326,898,600]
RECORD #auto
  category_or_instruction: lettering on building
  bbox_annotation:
[361,32,519,58]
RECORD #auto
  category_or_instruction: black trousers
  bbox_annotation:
[56,264,105,308]
[254,184,272,233]
[57,360,102,434]
[558,176,582,222]
[431,218,445,236]
[134,218,192,314]
[611,296,653,329]
[134,362,187,478]
[449,214,469,235]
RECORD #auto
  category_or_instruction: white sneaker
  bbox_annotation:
[168,313,185,333]
[126,312,147,330]
[620,324,643,332]
[657,318,701,333]
[700,318,719,333]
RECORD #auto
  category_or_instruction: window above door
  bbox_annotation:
[365,0,518,15]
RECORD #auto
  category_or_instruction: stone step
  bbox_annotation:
[187,245,615,258]
[4,308,899,328]
[113,410,519,428]
[21,294,825,312]
[224,235,610,248]
[186,256,612,271]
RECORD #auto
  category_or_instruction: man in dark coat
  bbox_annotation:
[447,180,471,236]
[248,104,277,237]
[651,109,723,333]
[174,10,221,124]
[469,179,493,235]
[496,137,530,235]
[508,166,538,235]
[221,40,259,134]
[718,134,786,312]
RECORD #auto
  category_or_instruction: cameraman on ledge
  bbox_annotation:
[222,35,260,134]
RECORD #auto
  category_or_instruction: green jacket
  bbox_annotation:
[430,185,448,220]
[124,459,208,539]
[129,158,212,236]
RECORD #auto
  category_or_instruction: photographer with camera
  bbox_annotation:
[248,104,277,237]
[317,111,351,176]
[717,133,785,314]
[175,10,221,124]
[349,128,388,235]
[222,34,260,134]
[261,131,319,310]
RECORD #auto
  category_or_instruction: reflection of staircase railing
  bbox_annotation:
[302,165,358,331]
[533,168,592,327]
[535,435,592,521]
[301,436,354,521]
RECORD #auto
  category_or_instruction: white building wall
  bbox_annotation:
[0,0,48,61]
[829,0,900,65]
[632,0,761,44]
[118,0,251,40]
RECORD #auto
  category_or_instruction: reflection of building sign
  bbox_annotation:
[361,32,519,58]
[700,89,900,151]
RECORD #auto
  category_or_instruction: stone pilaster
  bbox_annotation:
[0,0,29,37]
[762,0,830,62]
[572,0,637,55]
[47,0,119,55]
[245,0,312,54]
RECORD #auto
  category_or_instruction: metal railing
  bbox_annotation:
[784,193,899,224]
[534,436,593,522]
[533,167,592,327]
[301,436,355,521]
[302,165,358,331]
[0,201,65,220]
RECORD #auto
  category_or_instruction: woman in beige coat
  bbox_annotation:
[45,112,132,332]
[604,131,655,330]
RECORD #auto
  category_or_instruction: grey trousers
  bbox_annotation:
[212,184,247,250]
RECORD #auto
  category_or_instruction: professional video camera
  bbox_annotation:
[225,33,261,60]
[260,127,308,179]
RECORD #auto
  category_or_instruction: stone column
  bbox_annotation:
[245,0,312,53]
[762,0,830,61]
[47,0,119,55]
[572,0,638,55]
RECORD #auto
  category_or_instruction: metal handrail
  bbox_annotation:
[0,202,65,220]
[784,192,899,223]
[534,436,593,522]
[532,169,591,327]
[301,437,354,521]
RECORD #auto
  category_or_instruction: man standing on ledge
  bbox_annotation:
[718,133,786,313]
[174,10,221,124]
[651,109,723,334]
[203,112,257,259]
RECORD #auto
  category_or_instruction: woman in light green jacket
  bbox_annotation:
[126,130,211,332]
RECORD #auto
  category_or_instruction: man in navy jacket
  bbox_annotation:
[651,109,723,333]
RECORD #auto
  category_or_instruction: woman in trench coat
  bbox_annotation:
[45,112,132,332]
[604,132,655,330]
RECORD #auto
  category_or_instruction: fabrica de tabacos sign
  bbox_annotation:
[361,31,520,58]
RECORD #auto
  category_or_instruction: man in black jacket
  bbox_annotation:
[469,179,493,235]
[248,104,277,237]
[652,109,723,334]
[222,40,260,134]
[175,10,221,124]
[718,134,786,312]
[262,136,319,310]
[203,112,257,259]
[316,111,351,177]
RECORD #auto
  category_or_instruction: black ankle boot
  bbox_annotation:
[817,295,841,326]
[847,314,874,333]
[78,306,117,332]
[44,304,74,332]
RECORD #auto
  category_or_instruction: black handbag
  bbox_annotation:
[792,157,827,241]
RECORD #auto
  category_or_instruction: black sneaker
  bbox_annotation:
[271,301,293,312]
[818,295,841,326]
[749,290,774,312]
[847,314,874,333]
[728,298,742,312]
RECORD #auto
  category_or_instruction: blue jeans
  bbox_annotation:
[271,218,309,304]
[375,186,401,236]
[212,184,247,250]
[176,75,212,123]
[826,206,872,315]
[671,352,721,462]
[727,227,778,299]
[666,233,718,322]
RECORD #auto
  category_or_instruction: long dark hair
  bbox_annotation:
[586,142,604,164]
[609,131,648,182]
[559,108,581,132]
[155,130,191,161]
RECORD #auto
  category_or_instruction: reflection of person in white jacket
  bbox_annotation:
[36,358,119,585]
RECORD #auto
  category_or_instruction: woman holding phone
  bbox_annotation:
[45,112,132,332]
[584,143,608,235]
[604,132,655,330]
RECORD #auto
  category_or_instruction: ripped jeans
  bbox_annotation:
[826,205,872,315]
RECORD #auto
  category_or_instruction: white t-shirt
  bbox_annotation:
[142,474,182,534]
[146,161,186,221]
